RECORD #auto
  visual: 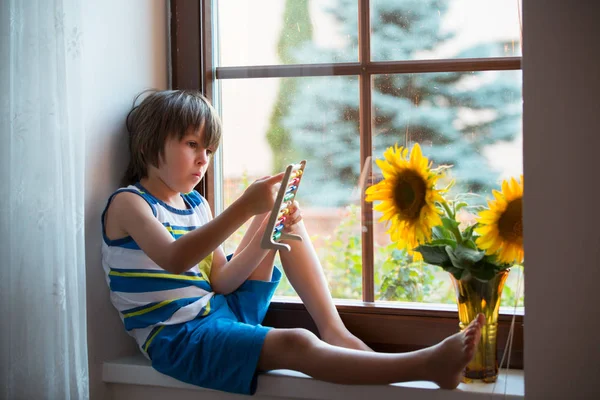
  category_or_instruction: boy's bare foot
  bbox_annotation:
[321,329,373,352]
[425,313,485,389]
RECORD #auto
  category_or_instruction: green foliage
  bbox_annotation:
[319,205,363,299]
[414,199,512,282]
[377,245,444,302]
[222,172,251,255]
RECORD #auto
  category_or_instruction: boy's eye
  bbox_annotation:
[207,149,213,156]
[188,141,198,149]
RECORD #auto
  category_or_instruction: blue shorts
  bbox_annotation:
[147,267,281,395]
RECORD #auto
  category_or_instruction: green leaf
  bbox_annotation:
[463,224,476,241]
[414,244,453,267]
[455,244,485,264]
[443,266,465,280]
[470,266,498,282]
[455,201,469,213]
[432,225,453,240]
[445,246,466,270]
[446,244,485,270]
[442,217,462,244]
[428,238,457,248]
[462,239,478,250]
[469,259,501,281]
[462,253,512,282]
[442,217,459,231]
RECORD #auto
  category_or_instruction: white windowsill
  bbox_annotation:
[103,355,524,399]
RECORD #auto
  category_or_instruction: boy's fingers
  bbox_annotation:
[267,172,285,184]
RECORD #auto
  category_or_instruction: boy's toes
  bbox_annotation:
[476,313,486,326]
[466,313,485,330]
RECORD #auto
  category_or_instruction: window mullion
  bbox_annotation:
[214,58,521,80]
[359,0,375,303]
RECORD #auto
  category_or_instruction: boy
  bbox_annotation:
[102,90,484,395]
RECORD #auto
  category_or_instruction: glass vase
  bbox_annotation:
[449,269,510,383]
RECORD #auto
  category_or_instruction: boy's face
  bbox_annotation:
[156,125,215,194]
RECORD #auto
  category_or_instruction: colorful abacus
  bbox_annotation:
[260,160,307,252]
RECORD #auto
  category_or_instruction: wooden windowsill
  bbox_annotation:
[270,296,525,316]
[103,354,524,399]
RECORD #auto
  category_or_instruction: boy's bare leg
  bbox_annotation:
[279,221,371,351]
[235,215,370,351]
[236,213,277,282]
[258,314,485,389]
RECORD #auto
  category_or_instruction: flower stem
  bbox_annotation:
[441,200,462,244]
[441,200,454,219]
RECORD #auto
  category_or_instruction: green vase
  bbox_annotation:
[449,269,510,383]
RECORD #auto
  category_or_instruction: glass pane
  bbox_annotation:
[370,70,523,306]
[371,0,522,61]
[220,76,362,300]
[217,0,358,67]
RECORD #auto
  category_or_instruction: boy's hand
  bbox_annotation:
[283,201,303,233]
[240,173,285,216]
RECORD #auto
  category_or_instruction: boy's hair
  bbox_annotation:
[122,89,222,186]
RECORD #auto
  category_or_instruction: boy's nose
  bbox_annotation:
[197,150,209,164]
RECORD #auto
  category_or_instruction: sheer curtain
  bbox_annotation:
[0,0,89,398]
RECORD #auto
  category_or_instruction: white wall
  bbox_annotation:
[523,1,600,398]
[83,1,168,399]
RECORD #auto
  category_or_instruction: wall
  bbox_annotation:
[523,1,600,398]
[83,1,168,399]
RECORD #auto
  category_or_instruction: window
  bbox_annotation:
[171,0,523,367]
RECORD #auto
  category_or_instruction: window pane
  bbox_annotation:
[370,70,523,305]
[371,0,522,61]
[220,76,362,300]
[217,0,358,67]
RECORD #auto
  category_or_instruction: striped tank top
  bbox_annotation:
[101,183,215,358]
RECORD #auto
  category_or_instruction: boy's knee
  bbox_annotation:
[281,328,319,352]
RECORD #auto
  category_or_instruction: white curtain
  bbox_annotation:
[0,0,89,399]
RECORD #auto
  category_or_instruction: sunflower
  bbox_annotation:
[365,143,446,257]
[475,175,524,265]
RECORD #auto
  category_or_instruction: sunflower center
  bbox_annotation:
[393,170,427,220]
[498,198,523,243]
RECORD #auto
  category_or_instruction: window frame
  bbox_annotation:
[169,0,524,369]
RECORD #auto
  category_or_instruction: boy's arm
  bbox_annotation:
[209,201,304,294]
[109,192,251,274]
[109,174,284,275]
[209,216,273,294]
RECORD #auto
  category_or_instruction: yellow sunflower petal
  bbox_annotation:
[476,175,524,265]
[375,159,396,179]
[475,225,495,235]
[486,238,503,255]
[367,143,446,257]
[478,210,500,222]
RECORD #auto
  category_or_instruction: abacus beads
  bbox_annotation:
[271,166,303,242]
[260,160,306,252]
